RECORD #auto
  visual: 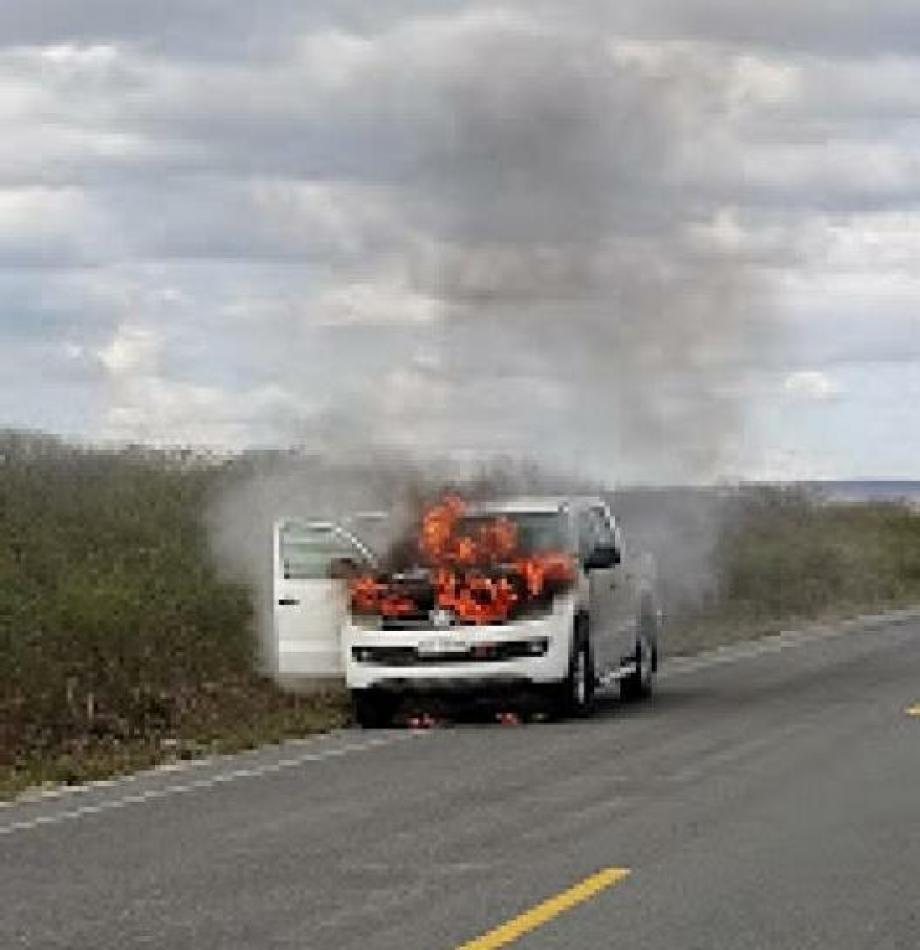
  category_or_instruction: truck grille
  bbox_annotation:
[352,639,547,666]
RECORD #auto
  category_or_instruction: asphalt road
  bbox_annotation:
[4,611,919,949]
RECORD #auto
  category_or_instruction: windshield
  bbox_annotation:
[456,511,570,557]
[279,523,367,580]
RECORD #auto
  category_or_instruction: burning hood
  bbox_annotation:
[349,495,574,627]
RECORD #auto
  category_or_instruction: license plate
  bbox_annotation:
[417,638,468,656]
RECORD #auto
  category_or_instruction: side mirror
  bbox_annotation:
[585,544,620,570]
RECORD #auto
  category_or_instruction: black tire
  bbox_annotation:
[552,620,595,719]
[620,606,657,703]
[351,689,395,729]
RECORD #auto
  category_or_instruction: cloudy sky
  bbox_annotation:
[2,1,919,482]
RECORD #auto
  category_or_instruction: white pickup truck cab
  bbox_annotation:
[343,497,660,727]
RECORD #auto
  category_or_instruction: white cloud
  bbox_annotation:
[783,370,840,400]
[312,278,442,327]
[0,186,114,263]
[37,42,120,73]
[727,52,800,110]
[101,376,312,446]
[97,324,160,375]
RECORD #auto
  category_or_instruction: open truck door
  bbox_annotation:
[273,519,375,683]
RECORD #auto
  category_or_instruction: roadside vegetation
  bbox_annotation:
[2,432,919,798]
[670,486,920,654]
[0,433,347,800]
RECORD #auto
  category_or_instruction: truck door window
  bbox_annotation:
[279,523,368,580]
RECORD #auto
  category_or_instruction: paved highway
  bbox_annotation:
[3,611,919,949]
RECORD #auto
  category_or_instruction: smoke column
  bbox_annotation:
[274,9,772,482]
[209,10,775,666]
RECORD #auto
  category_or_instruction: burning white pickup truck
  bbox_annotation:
[342,495,661,727]
[272,495,660,726]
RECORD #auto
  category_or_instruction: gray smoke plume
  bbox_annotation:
[323,11,772,482]
[207,11,774,674]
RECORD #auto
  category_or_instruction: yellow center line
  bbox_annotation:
[454,866,631,950]
[906,704,920,717]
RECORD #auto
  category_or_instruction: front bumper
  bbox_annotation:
[343,599,574,692]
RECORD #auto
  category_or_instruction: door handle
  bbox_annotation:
[278,597,300,606]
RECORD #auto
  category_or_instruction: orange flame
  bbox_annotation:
[349,495,574,625]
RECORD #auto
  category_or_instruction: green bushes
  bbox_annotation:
[719,488,920,617]
[0,434,344,797]
[671,486,920,654]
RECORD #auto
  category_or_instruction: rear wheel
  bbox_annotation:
[620,609,657,703]
[351,689,396,729]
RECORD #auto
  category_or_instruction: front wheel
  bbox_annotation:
[351,689,396,729]
[552,625,595,718]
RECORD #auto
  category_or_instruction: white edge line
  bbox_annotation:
[0,727,359,809]
[0,733,425,837]
[661,608,920,679]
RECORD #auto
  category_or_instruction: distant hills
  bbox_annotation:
[806,481,920,505]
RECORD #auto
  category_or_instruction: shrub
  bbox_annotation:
[0,433,344,793]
